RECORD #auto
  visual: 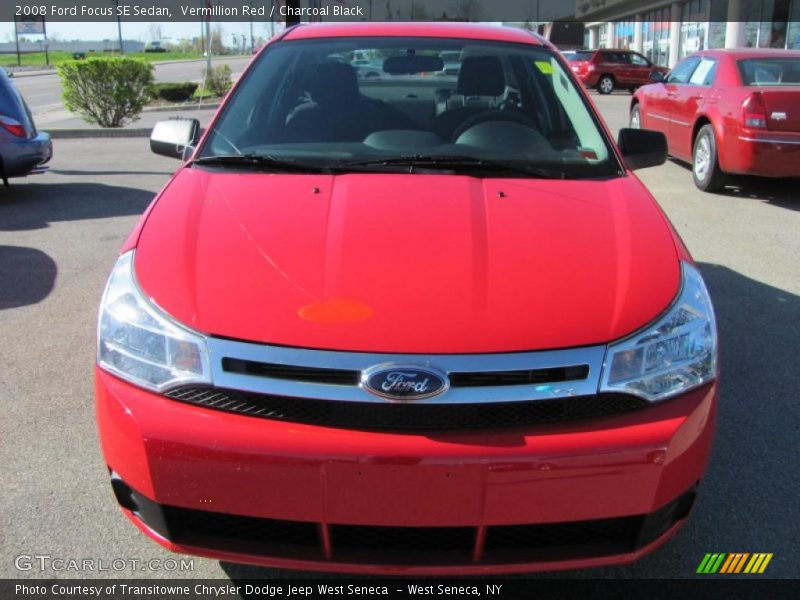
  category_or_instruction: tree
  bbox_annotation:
[59,58,154,127]
[210,23,225,54]
[409,1,427,20]
[147,24,163,46]
[451,0,483,21]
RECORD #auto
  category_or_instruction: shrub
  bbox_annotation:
[203,64,232,96]
[151,82,199,103]
[58,57,154,128]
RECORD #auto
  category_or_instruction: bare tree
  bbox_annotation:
[210,23,226,55]
[409,0,427,20]
[147,24,163,45]
[451,0,483,21]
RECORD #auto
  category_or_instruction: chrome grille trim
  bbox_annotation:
[203,338,606,405]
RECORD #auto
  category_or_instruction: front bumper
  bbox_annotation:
[95,368,717,574]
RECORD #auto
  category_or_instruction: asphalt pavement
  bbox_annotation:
[0,93,798,580]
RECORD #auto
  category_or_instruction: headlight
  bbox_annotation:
[97,251,210,392]
[600,262,717,402]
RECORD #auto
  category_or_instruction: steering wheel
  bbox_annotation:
[451,110,538,142]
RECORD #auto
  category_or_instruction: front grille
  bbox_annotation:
[116,478,696,567]
[222,357,359,385]
[164,386,649,431]
[450,364,589,387]
[483,517,639,561]
[220,358,589,388]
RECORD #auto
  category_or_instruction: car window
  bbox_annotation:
[564,51,594,62]
[200,37,618,179]
[667,56,702,84]
[688,57,717,86]
[630,53,649,66]
[738,58,800,85]
[602,52,627,64]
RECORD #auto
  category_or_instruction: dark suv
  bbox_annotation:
[565,49,669,94]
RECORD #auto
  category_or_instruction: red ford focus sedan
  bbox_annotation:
[631,48,800,191]
[95,23,718,574]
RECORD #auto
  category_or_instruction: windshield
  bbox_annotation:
[199,36,618,178]
[738,57,800,86]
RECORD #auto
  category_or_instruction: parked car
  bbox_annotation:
[438,50,462,75]
[0,68,51,186]
[351,58,383,79]
[631,48,800,191]
[567,48,669,94]
[97,22,718,575]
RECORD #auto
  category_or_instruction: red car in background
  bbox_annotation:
[96,22,718,574]
[631,49,800,191]
[565,49,669,94]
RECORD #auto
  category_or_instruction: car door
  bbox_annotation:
[613,52,635,86]
[669,56,718,160]
[659,56,702,155]
[630,52,654,87]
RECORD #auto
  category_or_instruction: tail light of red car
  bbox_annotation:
[742,92,768,129]
[0,114,27,137]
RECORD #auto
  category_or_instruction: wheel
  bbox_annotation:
[692,124,727,192]
[597,75,615,94]
[629,104,642,129]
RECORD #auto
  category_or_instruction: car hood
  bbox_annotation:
[134,168,680,353]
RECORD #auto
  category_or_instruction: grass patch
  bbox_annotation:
[0,51,243,68]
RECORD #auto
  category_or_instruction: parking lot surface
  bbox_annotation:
[1,93,798,579]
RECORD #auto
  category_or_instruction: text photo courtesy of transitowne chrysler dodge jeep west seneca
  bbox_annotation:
[95,22,718,575]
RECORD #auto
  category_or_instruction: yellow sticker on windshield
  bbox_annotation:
[535,61,554,74]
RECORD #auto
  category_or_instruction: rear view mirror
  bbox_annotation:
[383,55,444,75]
[150,118,200,159]
[617,128,667,171]
[650,71,665,83]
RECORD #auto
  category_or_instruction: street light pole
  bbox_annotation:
[111,0,124,54]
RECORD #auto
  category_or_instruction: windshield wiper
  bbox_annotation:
[192,154,331,173]
[338,155,567,179]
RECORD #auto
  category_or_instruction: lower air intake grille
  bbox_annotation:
[117,476,696,567]
[163,386,648,431]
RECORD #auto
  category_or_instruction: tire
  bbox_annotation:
[692,124,727,192]
[597,75,615,94]
[629,104,642,129]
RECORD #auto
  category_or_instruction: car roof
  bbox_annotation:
[282,22,546,46]
[697,48,800,59]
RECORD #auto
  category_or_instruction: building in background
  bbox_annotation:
[577,0,800,66]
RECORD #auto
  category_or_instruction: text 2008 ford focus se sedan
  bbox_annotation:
[95,22,718,574]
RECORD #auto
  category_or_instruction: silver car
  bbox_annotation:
[0,68,51,186]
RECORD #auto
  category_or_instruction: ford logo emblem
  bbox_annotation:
[362,364,449,401]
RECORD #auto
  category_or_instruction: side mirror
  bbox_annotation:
[617,128,667,171]
[650,71,666,83]
[150,118,200,159]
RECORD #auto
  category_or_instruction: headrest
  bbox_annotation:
[308,62,359,106]
[457,56,505,96]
